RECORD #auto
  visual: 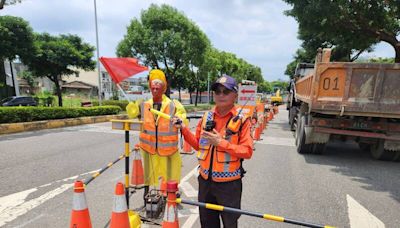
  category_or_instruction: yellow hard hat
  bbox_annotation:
[148,69,167,92]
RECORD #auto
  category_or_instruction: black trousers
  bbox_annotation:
[198,176,242,228]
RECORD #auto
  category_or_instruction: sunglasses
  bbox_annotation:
[214,89,232,95]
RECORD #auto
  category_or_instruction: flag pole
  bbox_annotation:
[116,84,132,102]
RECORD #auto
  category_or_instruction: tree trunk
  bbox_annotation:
[195,88,198,107]
[54,75,63,107]
[178,87,181,102]
[395,44,400,63]
[199,91,202,103]
[189,92,192,104]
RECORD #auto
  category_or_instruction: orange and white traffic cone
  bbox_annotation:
[130,148,144,187]
[70,181,92,228]
[110,182,130,228]
[254,125,261,141]
[182,139,193,154]
[162,181,179,228]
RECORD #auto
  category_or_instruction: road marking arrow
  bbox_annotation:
[347,194,385,228]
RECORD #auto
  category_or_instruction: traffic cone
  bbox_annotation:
[70,181,92,228]
[110,182,130,228]
[162,181,179,228]
[182,139,193,154]
[254,125,261,141]
[130,148,144,187]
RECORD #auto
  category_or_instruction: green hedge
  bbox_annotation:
[92,100,129,110]
[0,106,121,124]
[184,104,213,112]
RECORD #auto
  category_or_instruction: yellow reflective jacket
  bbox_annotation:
[126,95,187,156]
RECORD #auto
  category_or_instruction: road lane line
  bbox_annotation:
[347,194,385,228]
[0,170,97,227]
[0,183,73,227]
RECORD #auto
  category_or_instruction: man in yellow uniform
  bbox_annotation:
[126,69,187,192]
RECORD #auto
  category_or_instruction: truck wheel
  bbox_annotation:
[312,143,325,155]
[296,116,313,154]
[370,140,397,161]
[289,107,297,131]
[294,113,302,144]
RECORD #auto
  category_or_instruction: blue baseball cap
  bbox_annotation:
[211,74,238,92]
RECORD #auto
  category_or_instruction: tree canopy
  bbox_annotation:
[0,15,34,62]
[284,0,400,76]
[26,33,95,106]
[283,0,400,70]
[117,4,210,95]
[0,15,34,98]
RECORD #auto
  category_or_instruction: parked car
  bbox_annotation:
[1,96,38,106]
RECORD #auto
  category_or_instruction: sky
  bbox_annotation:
[1,0,395,81]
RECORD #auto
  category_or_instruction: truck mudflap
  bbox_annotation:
[304,126,330,144]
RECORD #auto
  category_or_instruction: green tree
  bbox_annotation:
[283,0,400,62]
[0,16,34,98]
[284,48,314,79]
[258,81,273,93]
[117,4,210,96]
[26,33,95,106]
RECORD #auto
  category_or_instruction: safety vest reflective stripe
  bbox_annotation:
[200,167,241,179]
[197,111,213,160]
[142,129,177,136]
[139,138,179,147]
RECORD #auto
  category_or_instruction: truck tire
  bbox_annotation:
[289,107,297,131]
[294,113,302,144]
[370,140,398,161]
[296,115,313,154]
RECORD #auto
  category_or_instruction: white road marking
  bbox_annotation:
[179,166,200,228]
[0,170,97,227]
[182,209,199,228]
[347,194,385,228]
[256,136,295,147]
[71,124,140,135]
[180,182,197,198]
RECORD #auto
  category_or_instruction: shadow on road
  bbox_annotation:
[303,141,400,203]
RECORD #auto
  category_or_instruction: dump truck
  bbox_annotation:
[287,48,400,161]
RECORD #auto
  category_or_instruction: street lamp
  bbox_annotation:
[93,0,102,105]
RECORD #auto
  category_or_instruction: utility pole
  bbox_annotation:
[93,0,102,105]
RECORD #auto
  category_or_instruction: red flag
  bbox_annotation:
[99,57,148,84]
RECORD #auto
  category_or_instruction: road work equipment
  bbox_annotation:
[110,182,130,228]
[70,181,92,228]
[288,48,400,160]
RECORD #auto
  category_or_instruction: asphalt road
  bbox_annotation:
[0,108,399,227]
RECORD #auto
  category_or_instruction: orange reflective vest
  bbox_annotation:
[197,111,247,182]
[139,100,178,156]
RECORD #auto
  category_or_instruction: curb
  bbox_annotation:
[0,114,128,135]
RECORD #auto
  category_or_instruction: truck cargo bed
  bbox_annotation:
[296,62,400,118]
